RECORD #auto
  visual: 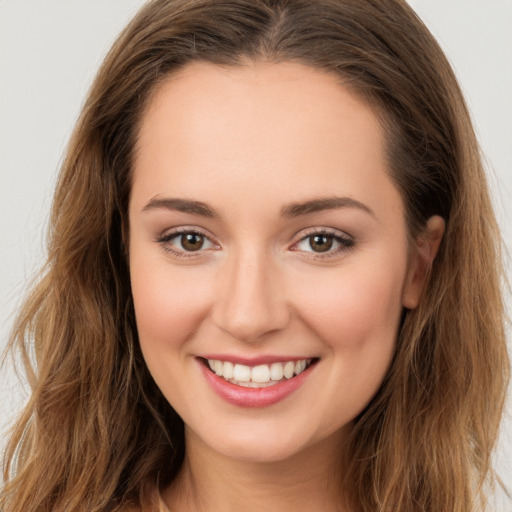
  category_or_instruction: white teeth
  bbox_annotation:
[233,363,251,382]
[223,361,234,379]
[270,362,284,381]
[294,360,306,374]
[251,364,271,383]
[214,360,223,376]
[236,380,274,388]
[206,358,313,386]
[283,361,295,379]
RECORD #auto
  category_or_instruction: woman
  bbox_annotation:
[1,1,509,511]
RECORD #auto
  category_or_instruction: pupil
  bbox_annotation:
[310,234,332,253]
[182,233,203,251]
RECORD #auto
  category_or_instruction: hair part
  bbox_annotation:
[2,1,509,511]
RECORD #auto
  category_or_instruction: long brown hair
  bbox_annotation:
[1,1,509,511]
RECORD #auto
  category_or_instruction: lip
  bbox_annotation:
[197,357,318,408]
[200,353,313,366]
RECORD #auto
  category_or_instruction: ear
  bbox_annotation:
[402,215,445,309]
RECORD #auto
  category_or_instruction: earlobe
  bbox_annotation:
[402,215,445,309]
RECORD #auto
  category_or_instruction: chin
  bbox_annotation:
[188,420,348,465]
[215,438,310,464]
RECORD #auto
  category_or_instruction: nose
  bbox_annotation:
[211,249,290,343]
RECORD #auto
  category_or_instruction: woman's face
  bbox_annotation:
[129,61,426,462]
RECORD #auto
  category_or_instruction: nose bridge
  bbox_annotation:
[212,244,289,342]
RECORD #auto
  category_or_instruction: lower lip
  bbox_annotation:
[198,360,316,408]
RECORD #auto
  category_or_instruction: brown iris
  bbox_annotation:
[181,233,204,251]
[309,234,333,253]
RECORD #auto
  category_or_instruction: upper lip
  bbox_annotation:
[198,354,319,366]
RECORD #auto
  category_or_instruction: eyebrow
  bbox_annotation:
[141,195,374,219]
[281,196,375,218]
[142,197,217,217]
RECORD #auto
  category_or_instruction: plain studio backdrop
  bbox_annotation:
[1,1,511,509]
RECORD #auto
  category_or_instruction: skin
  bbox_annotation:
[128,61,444,512]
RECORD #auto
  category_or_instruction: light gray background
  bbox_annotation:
[1,1,511,509]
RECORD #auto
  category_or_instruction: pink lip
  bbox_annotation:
[198,358,317,408]
[200,353,312,365]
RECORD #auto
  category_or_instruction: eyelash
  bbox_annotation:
[291,228,355,259]
[157,227,217,258]
[157,227,354,259]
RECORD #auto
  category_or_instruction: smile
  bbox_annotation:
[199,356,319,407]
[206,358,314,388]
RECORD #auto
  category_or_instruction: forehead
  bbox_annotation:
[132,61,402,224]
[136,60,381,154]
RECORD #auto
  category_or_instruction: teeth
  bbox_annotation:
[294,360,306,374]
[236,380,276,388]
[233,364,251,382]
[270,362,283,381]
[206,358,313,386]
[251,364,271,383]
[223,361,234,379]
[213,360,223,376]
[283,361,295,379]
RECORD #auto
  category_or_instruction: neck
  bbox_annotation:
[161,427,353,512]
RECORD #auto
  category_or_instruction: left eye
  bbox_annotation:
[163,232,215,252]
[295,232,353,254]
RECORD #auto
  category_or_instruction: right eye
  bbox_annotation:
[158,229,217,257]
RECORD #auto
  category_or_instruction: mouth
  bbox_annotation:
[199,357,318,388]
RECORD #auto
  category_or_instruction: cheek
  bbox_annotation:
[290,255,406,355]
[289,258,406,427]
[129,255,211,354]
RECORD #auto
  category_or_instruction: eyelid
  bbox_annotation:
[290,227,355,257]
[156,226,220,257]
[155,225,354,259]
